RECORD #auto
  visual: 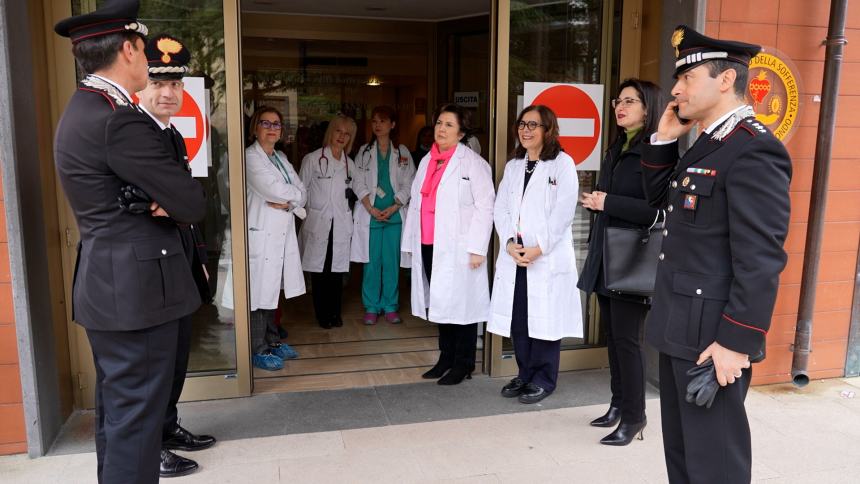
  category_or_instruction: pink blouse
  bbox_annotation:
[420,143,457,244]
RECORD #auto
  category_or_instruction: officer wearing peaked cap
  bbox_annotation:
[134,34,217,478]
[640,25,791,483]
[53,1,206,483]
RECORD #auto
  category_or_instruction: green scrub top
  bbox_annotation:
[371,143,401,226]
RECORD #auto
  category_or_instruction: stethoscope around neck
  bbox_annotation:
[358,139,397,171]
[317,147,351,183]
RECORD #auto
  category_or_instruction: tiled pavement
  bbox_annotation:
[1,372,859,483]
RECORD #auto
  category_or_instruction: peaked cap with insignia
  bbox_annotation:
[145,34,191,80]
[671,25,760,78]
[54,0,148,44]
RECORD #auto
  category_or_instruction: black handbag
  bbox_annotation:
[602,210,665,297]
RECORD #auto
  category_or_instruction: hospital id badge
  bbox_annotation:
[376,187,387,198]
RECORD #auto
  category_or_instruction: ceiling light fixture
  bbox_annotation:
[367,76,382,87]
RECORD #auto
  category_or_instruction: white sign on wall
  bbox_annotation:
[454,91,480,108]
[172,76,210,178]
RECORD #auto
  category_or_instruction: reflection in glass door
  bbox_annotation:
[490,0,620,376]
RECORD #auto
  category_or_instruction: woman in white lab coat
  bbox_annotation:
[488,105,582,402]
[401,103,495,385]
[299,114,358,329]
[351,106,416,325]
[246,106,307,371]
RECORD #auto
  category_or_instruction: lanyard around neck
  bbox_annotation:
[269,151,292,184]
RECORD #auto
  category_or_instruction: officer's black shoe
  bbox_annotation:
[163,425,216,452]
[589,406,621,427]
[331,315,344,327]
[159,450,199,478]
[599,420,646,446]
[501,377,527,398]
[318,319,332,329]
[518,383,550,404]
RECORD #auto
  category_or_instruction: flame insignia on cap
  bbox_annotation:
[157,37,182,64]
[671,28,684,58]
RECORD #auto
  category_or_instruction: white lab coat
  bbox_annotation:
[488,152,583,341]
[401,143,495,324]
[350,141,416,267]
[299,146,356,273]
[221,142,306,311]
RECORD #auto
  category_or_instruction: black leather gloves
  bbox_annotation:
[686,358,719,409]
[118,184,152,214]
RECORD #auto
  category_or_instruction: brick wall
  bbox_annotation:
[0,169,26,454]
[707,0,860,384]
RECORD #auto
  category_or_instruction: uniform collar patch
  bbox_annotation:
[711,105,756,141]
[80,74,130,107]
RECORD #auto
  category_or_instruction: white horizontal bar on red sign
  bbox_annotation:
[172,116,197,138]
[557,118,595,137]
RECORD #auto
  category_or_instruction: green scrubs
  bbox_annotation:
[363,144,402,313]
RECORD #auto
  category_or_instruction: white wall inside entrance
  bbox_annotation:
[241,0,489,21]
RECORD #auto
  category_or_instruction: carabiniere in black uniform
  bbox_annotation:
[133,33,217,477]
[640,26,792,484]
[53,2,206,482]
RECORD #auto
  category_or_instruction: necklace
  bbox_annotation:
[525,159,539,174]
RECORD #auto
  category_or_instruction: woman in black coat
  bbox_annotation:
[578,78,665,446]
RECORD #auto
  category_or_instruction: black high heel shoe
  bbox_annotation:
[589,406,621,427]
[437,366,472,385]
[422,361,452,379]
[599,419,646,446]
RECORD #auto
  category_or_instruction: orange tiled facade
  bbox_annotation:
[707,0,860,384]
[0,167,27,454]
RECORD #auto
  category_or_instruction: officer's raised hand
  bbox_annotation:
[654,100,696,142]
[697,342,751,386]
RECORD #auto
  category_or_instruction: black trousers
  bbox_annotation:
[163,314,192,438]
[660,352,753,484]
[87,319,179,484]
[250,309,281,354]
[422,244,477,371]
[511,264,561,392]
[311,223,344,324]
[597,294,648,424]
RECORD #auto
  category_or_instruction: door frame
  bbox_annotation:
[45,0,252,408]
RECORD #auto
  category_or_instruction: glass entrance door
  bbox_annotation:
[488,0,621,376]
[51,0,251,407]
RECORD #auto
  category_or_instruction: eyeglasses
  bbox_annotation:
[611,97,642,109]
[258,120,283,130]
[517,121,545,131]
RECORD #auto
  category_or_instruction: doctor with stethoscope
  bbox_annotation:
[351,106,416,325]
[299,114,358,329]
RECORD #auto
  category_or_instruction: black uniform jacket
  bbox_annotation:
[162,125,212,303]
[640,116,791,362]
[578,135,662,304]
[54,77,207,331]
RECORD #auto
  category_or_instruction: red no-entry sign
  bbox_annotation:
[523,82,604,171]
[173,90,205,162]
